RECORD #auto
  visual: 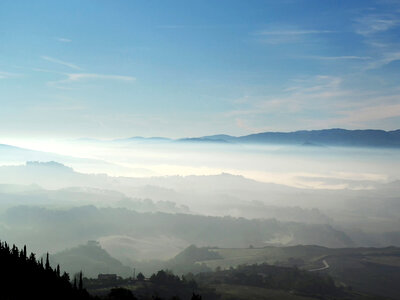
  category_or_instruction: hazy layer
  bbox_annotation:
[2,138,398,190]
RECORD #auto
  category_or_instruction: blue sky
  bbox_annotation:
[1,0,400,139]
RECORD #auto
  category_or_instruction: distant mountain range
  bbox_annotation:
[112,129,400,148]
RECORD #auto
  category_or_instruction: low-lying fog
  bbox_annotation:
[1,138,400,277]
[3,138,399,189]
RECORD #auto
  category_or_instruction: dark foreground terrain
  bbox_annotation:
[1,240,396,300]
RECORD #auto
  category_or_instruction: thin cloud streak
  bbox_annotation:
[224,73,400,132]
[355,15,399,36]
[257,29,335,35]
[364,51,400,69]
[41,56,82,70]
[255,27,336,44]
[66,73,136,82]
[31,103,86,112]
[339,103,400,123]
[47,73,136,89]
[0,71,22,79]
[308,102,400,129]
[309,56,371,60]
[56,37,72,43]
[352,10,400,70]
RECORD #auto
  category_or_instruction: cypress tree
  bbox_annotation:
[79,271,83,290]
[45,252,50,270]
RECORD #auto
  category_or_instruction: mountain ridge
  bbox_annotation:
[108,128,400,147]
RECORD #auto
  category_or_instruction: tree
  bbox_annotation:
[191,293,202,300]
[62,272,70,282]
[0,240,92,300]
[45,252,50,270]
[78,271,83,290]
[108,287,137,300]
[136,272,145,281]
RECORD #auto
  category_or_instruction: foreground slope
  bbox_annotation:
[189,245,400,299]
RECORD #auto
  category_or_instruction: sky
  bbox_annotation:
[1,0,400,139]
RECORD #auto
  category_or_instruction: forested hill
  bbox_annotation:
[0,241,91,300]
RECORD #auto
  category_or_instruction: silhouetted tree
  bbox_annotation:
[45,252,50,270]
[136,272,145,281]
[79,271,83,290]
[108,287,137,300]
[191,293,202,300]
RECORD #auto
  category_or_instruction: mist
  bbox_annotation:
[1,139,400,259]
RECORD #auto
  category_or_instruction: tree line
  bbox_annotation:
[0,241,91,300]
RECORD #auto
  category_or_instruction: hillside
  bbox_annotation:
[186,245,400,299]
[50,241,132,278]
[0,205,355,256]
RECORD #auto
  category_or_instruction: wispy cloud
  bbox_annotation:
[0,71,22,79]
[257,29,335,36]
[157,25,186,29]
[31,102,85,112]
[225,75,348,119]
[255,27,335,44]
[351,9,400,70]
[337,103,400,124]
[307,100,400,129]
[66,73,136,82]
[365,51,400,69]
[157,24,216,29]
[235,118,271,133]
[309,56,371,60]
[355,15,399,36]
[48,73,136,89]
[41,56,82,70]
[224,74,400,132]
[32,68,64,74]
[56,37,72,43]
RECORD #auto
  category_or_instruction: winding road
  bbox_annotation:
[309,259,330,272]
